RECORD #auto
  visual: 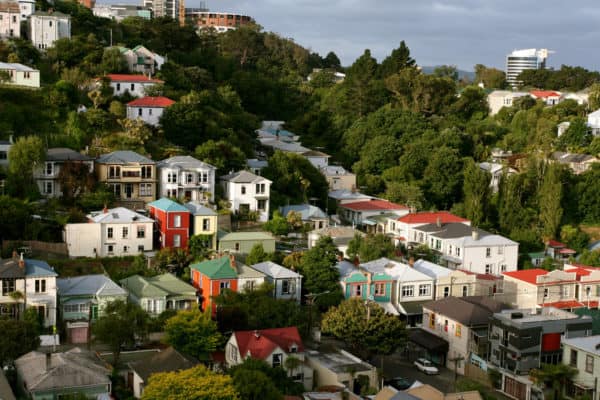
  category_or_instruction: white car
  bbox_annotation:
[414,358,439,375]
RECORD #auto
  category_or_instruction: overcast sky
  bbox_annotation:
[172,0,600,71]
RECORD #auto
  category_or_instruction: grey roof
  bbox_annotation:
[183,201,217,216]
[96,150,154,164]
[360,258,432,282]
[87,207,153,223]
[220,170,271,184]
[552,151,597,164]
[321,165,353,176]
[25,259,58,277]
[562,335,600,356]
[57,274,127,297]
[415,223,483,238]
[129,347,197,382]
[306,349,374,374]
[236,264,266,279]
[250,261,302,279]
[260,139,310,153]
[412,259,453,279]
[423,296,509,326]
[32,11,70,18]
[280,204,327,221]
[246,158,268,169]
[0,62,37,72]
[328,189,374,201]
[15,348,110,392]
[46,148,93,162]
[312,226,362,239]
[302,150,330,158]
[335,260,357,279]
[157,155,216,171]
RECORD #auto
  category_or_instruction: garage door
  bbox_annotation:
[69,326,89,344]
[504,375,528,400]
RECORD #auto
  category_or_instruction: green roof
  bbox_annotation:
[148,198,189,212]
[218,231,275,242]
[190,257,238,279]
[120,273,196,298]
[121,275,167,298]
[345,271,367,283]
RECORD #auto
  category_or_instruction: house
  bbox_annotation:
[57,274,127,343]
[420,296,509,374]
[104,74,164,97]
[562,91,589,105]
[588,108,600,136]
[64,207,154,257]
[34,148,94,198]
[96,150,157,208]
[544,238,577,261]
[551,151,599,174]
[0,61,40,88]
[184,201,218,250]
[120,273,198,316]
[126,96,174,126]
[15,348,111,400]
[218,231,276,254]
[0,137,11,168]
[92,4,151,21]
[190,255,266,315]
[0,254,57,327]
[280,204,328,231]
[302,149,330,169]
[561,335,600,399]
[392,211,470,246]
[249,261,302,303]
[338,199,409,226]
[225,327,313,389]
[321,165,356,191]
[29,11,71,50]
[488,308,592,400]
[119,45,165,74]
[308,226,364,258]
[157,155,216,203]
[487,90,529,115]
[18,0,34,19]
[530,90,562,105]
[410,223,519,275]
[406,384,483,400]
[478,162,517,192]
[246,158,268,175]
[0,1,20,38]
[148,198,190,249]
[434,269,502,299]
[305,349,378,394]
[328,189,374,206]
[502,269,581,310]
[220,170,271,222]
[128,347,197,398]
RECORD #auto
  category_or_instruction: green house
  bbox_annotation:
[218,231,276,254]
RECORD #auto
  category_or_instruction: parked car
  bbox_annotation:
[384,376,413,390]
[414,358,439,375]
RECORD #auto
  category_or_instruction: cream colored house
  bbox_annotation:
[0,62,39,88]
[487,90,529,115]
[562,336,600,399]
[321,165,356,191]
[0,1,19,39]
[435,269,502,299]
[183,202,218,250]
[305,349,378,393]
[502,269,578,310]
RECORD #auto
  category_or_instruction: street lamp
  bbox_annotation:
[305,291,330,340]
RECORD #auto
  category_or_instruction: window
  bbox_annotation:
[174,215,181,227]
[168,173,177,183]
[202,218,210,231]
[186,173,193,184]
[501,264,507,272]
[45,162,53,176]
[137,226,145,238]
[374,283,386,296]
[272,353,282,368]
[498,247,503,255]
[244,281,255,291]
[109,166,120,178]
[116,83,121,91]
[123,246,128,253]
[2,278,15,295]
[49,20,52,27]
[401,285,414,297]
[456,324,462,337]
[44,181,53,195]
[141,166,152,179]
[486,248,491,258]
[462,286,468,297]
[256,183,265,194]
[35,279,46,293]
[586,354,594,373]
[12,15,15,23]
[485,264,492,274]
[64,304,79,313]
[241,186,246,194]
[173,234,181,248]
[0,151,7,160]
[563,286,570,297]
[443,286,450,297]
[444,320,448,332]
[148,108,153,116]
[353,284,362,297]
[110,183,121,197]
[456,247,461,257]
[138,108,142,117]
[419,284,431,296]
[429,313,435,328]
[107,227,113,239]
[140,183,153,197]
[107,244,114,254]
[220,281,230,290]
[138,245,145,252]
[257,199,267,211]
[282,279,291,294]
[122,227,128,238]
[234,242,240,251]
[597,285,600,297]
[544,288,549,298]
[229,344,238,363]
[570,349,578,367]
[201,172,208,183]
[130,83,135,91]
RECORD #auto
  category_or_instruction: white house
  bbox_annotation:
[487,90,529,115]
[0,255,58,327]
[562,336,600,399]
[478,162,517,192]
[390,211,470,246]
[104,74,163,97]
[337,199,409,226]
[279,204,328,231]
[588,108,600,136]
[220,170,271,222]
[301,150,329,169]
[30,11,71,50]
[321,165,356,191]
[250,261,303,303]
[33,148,94,198]
[225,327,313,390]
[0,137,12,168]
[0,62,40,88]
[530,90,562,106]
[157,155,216,202]
[308,226,364,258]
[64,207,154,257]
[18,0,34,18]
[501,269,578,310]
[126,96,174,126]
[119,45,165,75]
[0,1,20,39]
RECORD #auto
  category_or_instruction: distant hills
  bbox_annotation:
[421,65,476,81]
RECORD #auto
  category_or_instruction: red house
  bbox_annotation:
[148,198,190,249]
[189,255,239,315]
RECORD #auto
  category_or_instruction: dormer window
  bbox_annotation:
[290,345,298,353]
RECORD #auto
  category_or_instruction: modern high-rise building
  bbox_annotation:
[145,0,179,19]
[505,48,550,88]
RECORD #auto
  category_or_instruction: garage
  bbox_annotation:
[67,322,89,344]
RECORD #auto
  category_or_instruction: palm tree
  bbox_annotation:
[284,355,301,379]
[530,363,577,400]
[9,290,24,320]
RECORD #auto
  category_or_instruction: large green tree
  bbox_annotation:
[347,233,395,263]
[0,318,40,366]
[538,164,563,240]
[380,40,416,78]
[297,236,343,308]
[163,309,222,361]
[462,159,491,227]
[8,135,45,197]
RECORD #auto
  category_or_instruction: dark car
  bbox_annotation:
[383,376,413,390]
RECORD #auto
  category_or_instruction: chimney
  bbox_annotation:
[436,217,442,228]
[254,330,260,338]
[18,253,25,269]
[229,254,236,270]
[103,204,108,214]
[408,257,415,267]
[353,256,359,266]
[45,352,52,372]
[471,229,479,241]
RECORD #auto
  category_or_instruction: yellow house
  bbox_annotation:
[96,150,157,208]
[183,201,218,249]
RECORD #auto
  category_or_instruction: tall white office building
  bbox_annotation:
[505,48,550,88]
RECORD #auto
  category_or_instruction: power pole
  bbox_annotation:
[448,355,465,392]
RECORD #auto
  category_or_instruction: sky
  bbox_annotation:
[168,0,600,71]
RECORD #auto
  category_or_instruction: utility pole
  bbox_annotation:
[448,355,465,392]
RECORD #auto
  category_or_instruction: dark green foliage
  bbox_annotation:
[0,318,40,366]
[347,233,396,263]
[230,358,304,398]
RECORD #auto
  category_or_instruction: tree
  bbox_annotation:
[0,318,40,366]
[474,64,506,89]
[433,65,458,81]
[422,146,463,210]
[347,233,395,263]
[380,40,416,78]
[559,225,590,253]
[245,243,271,265]
[530,363,577,400]
[342,49,387,117]
[100,47,128,73]
[383,181,424,211]
[263,210,290,236]
[230,358,303,398]
[321,298,407,357]
[538,164,563,240]
[558,117,591,149]
[188,234,214,261]
[297,236,343,308]
[93,299,148,366]
[589,83,600,111]
[579,250,600,267]
[163,309,222,361]
[57,161,97,204]
[194,140,247,175]
[141,365,239,400]
[462,159,491,227]
[8,135,44,197]
[323,51,342,70]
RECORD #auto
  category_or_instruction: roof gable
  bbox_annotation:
[127,96,175,108]
[148,198,190,213]
[234,327,303,360]
[190,256,238,279]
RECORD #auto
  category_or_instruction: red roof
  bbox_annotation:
[530,90,561,99]
[127,96,175,108]
[341,199,408,211]
[397,211,469,224]
[539,300,585,309]
[234,327,304,360]
[503,269,549,284]
[106,74,164,83]
[546,239,566,248]
[565,266,592,278]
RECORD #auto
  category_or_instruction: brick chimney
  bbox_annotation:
[18,253,25,269]
[436,217,442,228]
[229,254,236,270]
[103,204,108,214]
[408,257,415,267]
